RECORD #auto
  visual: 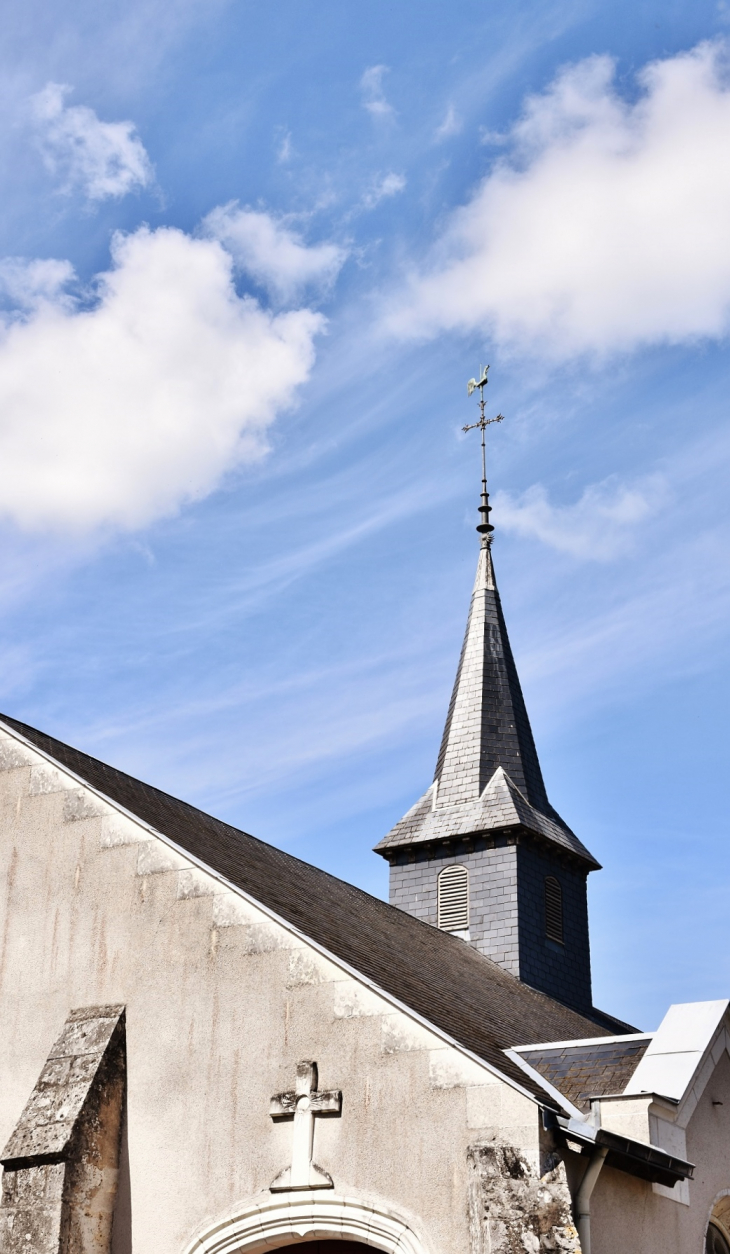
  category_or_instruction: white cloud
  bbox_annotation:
[362,172,406,210]
[434,105,462,141]
[30,82,153,201]
[0,257,75,310]
[387,41,730,359]
[360,65,394,118]
[203,203,347,303]
[494,474,667,559]
[0,226,323,533]
[277,131,293,164]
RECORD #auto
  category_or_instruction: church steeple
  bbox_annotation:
[432,535,553,813]
[375,372,599,1016]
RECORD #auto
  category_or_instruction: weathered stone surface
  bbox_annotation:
[467,1142,580,1254]
[0,1005,126,1254]
[0,1163,66,1253]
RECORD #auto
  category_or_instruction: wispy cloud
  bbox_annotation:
[521,527,730,724]
[495,474,667,559]
[0,226,323,533]
[387,41,730,359]
[434,104,462,141]
[360,64,394,117]
[203,203,347,302]
[29,82,154,201]
[362,172,406,210]
[277,131,293,163]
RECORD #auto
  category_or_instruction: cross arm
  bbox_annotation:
[310,1090,342,1114]
[270,1092,297,1118]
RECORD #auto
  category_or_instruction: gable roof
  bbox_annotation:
[0,712,633,1103]
[375,540,597,868]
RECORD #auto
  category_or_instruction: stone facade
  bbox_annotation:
[0,719,727,1254]
[467,1144,580,1254]
[0,730,552,1254]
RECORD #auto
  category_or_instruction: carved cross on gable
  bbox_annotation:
[269,1060,342,1191]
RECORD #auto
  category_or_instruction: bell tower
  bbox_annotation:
[374,371,600,1016]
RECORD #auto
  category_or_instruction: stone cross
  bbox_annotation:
[269,1060,342,1191]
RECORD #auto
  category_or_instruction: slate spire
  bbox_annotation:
[375,379,599,1014]
[374,524,599,863]
[432,534,551,813]
[375,375,597,869]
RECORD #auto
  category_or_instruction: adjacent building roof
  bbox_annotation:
[515,1035,652,1114]
[375,541,598,869]
[624,999,730,1102]
[0,713,632,1104]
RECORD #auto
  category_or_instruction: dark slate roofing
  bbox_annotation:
[0,713,634,1103]
[516,1037,652,1114]
[375,541,598,869]
[374,767,600,867]
[435,542,551,809]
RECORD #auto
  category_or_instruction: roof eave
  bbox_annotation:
[375,821,601,872]
[554,1113,694,1188]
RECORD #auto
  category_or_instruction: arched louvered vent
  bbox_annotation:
[437,865,468,932]
[545,876,564,944]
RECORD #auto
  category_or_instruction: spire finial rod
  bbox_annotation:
[463,366,504,544]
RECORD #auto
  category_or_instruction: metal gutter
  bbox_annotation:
[555,1114,694,1188]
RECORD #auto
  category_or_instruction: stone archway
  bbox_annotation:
[706,1193,730,1254]
[182,1191,430,1254]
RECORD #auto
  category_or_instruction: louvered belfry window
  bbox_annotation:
[437,865,469,931]
[544,876,564,944]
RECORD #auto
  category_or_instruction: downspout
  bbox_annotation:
[575,1144,609,1254]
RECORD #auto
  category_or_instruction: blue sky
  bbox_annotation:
[1,0,729,1030]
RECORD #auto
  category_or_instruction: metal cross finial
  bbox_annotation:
[269,1060,342,1192]
[463,365,504,543]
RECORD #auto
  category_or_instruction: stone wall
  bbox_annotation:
[0,729,545,1254]
[467,1142,580,1254]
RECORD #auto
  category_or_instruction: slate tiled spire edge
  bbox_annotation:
[375,538,599,869]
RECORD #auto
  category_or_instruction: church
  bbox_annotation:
[0,415,728,1254]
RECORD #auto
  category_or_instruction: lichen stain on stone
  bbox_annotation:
[467,1142,580,1254]
[0,1007,126,1254]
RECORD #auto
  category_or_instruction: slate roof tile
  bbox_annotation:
[518,1038,652,1113]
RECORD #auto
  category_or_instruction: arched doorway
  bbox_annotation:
[183,1191,429,1254]
[707,1195,730,1254]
